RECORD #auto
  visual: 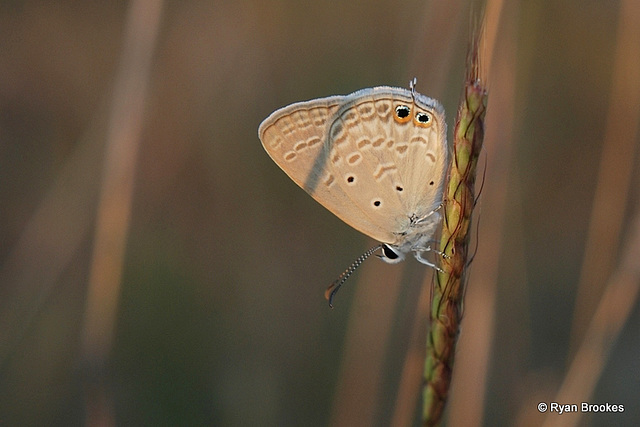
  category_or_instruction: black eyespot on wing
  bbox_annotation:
[395,105,410,118]
[396,186,403,192]
[373,200,381,207]
[347,175,355,183]
[429,181,434,185]
[416,112,430,123]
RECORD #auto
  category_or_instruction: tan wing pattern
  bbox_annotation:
[259,87,447,244]
[259,94,392,241]
[321,88,447,243]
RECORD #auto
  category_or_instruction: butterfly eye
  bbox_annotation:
[382,245,399,259]
[394,105,411,123]
[414,112,432,127]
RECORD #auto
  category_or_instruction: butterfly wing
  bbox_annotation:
[321,87,447,243]
[259,87,448,245]
[259,94,393,242]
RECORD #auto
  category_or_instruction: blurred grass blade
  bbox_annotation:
[80,0,164,425]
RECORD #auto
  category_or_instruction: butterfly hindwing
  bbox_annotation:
[322,87,447,243]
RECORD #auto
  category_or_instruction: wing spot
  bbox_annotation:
[280,118,296,136]
[294,111,312,129]
[346,175,356,185]
[376,101,391,118]
[372,199,382,208]
[310,108,327,126]
[395,105,410,119]
[373,164,397,181]
[284,151,297,162]
[396,186,403,192]
[331,122,348,145]
[396,144,409,155]
[394,105,412,124]
[426,152,436,163]
[269,135,284,149]
[331,122,343,137]
[294,141,307,152]
[356,104,375,119]
[343,110,358,125]
[331,152,341,165]
[372,137,385,148]
[410,135,428,145]
[347,153,362,165]
[324,174,335,187]
[307,136,321,147]
[357,138,371,149]
[414,112,432,127]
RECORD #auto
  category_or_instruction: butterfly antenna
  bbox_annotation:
[325,244,383,308]
[410,77,417,99]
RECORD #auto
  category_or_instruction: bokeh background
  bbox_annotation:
[1,1,639,426]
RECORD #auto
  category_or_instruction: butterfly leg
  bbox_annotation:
[413,249,444,273]
[415,239,450,259]
[430,248,450,259]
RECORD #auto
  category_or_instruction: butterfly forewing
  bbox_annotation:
[259,94,392,241]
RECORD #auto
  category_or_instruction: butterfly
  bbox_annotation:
[259,79,448,305]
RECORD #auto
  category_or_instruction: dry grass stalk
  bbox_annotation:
[422,26,488,426]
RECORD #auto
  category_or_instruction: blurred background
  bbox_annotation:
[1,0,639,426]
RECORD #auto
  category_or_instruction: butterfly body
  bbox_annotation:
[259,85,448,265]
